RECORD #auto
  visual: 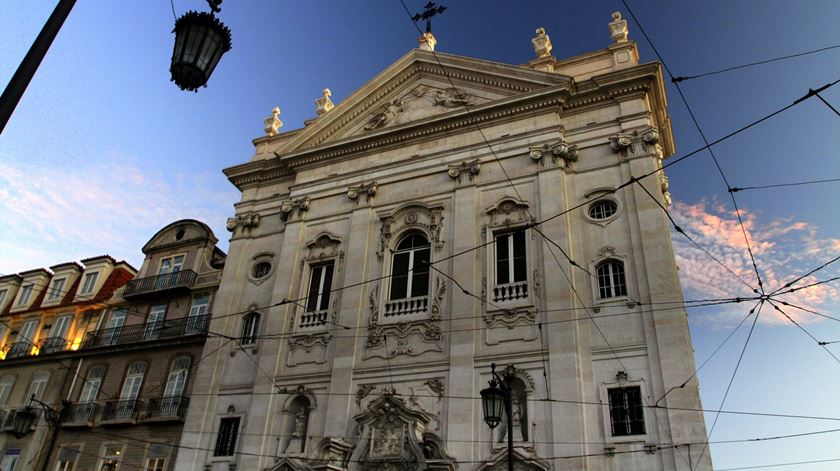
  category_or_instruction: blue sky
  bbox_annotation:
[2,1,840,469]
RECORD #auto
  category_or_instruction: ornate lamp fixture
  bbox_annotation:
[11,406,37,439]
[480,362,515,471]
[170,0,232,92]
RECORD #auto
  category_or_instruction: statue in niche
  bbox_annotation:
[497,378,529,444]
[283,396,311,454]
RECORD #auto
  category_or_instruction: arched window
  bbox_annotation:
[241,312,260,345]
[0,375,14,406]
[164,357,191,398]
[283,396,312,454]
[389,233,431,300]
[120,362,146,400]
[79,366,105,403]
[596,260,627,299]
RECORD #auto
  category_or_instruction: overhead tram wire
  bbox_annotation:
[714,457,840,471]
[621,0,765,296]
[671,43,840,83]
[692,300,763,471]
[765,299,840,367]
[729,177,840,193]
[769,253,840,296]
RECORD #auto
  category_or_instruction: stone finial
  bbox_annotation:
[531,27,553,58]
[315,88,334,115]
[418,32,437,52]
[609,11,629,43]
[264,107,283,136]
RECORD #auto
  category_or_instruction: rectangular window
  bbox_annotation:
[80,273,98,295]
[1,449,20,471]
[188,295,209,317]
[99,446,122,471]
[0,289,6,306]
[16,285,33,306]
[214,417,240,456]
[143,458,165,471]
[28,373,49,402]
[57,446,79,471]
[51,315,73,340]
[158,255,185,274]
[306,262,334,313]
[18,319,40,343]
[608,386,645,436]
[144,304,167,339]
[495,230,527,285]
[47,278,66,301]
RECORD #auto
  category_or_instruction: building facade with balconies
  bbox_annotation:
[177,15,711,471]
[37,219,226,471]
[0,256,136,470]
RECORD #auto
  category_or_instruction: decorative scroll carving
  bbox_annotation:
[424,378,444,398]
[304,232,343,262]
[365,279,445,360]
[264,106,283,136]
[347,394,456,471]
[377,203,445,260]
[347,181,378,205]
[609,127,661,160]
[531,28,552,58]
[280,196,310,222]
[287,334,332,366]
[356,384,377,408]
[226,212,261,233]
[528,127,578,169]
[483,309,539,346]
[485,197,532,228]
[447,159,481,184]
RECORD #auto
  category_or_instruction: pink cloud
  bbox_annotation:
[672,200,840,326]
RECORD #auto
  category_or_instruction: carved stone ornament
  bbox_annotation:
[377,203,445,260]
[280,196,311,221]
[447,159,481,184]
[486,197,532,228]
[226,212,261,233]
[315,88,334,116]
[347,394,456,471]
[424,378,444,398]
[609,11,629,43]
[347,181,378,204]
[418,31,437,52]
[304,232,343,261]
[529,130,578,169]
[659,173,672,208]
[264,106,283,136]
[477,447,550,471]
[313,437,353,470]
[356,384,377,408]
[609,127,662,160]
[363,85,474,131]
[531,27,553,58]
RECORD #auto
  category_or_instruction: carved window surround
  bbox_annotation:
[582,187,621,228]
[483,197,536,312]
[599,371,653,446]
[588,247,637,311]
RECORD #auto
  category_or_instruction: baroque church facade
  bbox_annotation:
[176,13,711,471]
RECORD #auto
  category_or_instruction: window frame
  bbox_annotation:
[599,374,651,444]
[484,225,534,310]
[0,375,15,406]
[79,273,99,296]
[241,312,260,345]
[28,371,50,402]
[79,366,105,404]
[47,278,66,301]
[0,289,6,307]
[213,416,241,457]
[120,362,146,401]
[305,261,335,314]
[16,284,33,306]
[387,232,432,302]
[596,259,628,300]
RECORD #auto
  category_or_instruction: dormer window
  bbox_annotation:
[0,289,6,307]
[16,284,33,306]
[80,273,98,295]
[47,278,66,301]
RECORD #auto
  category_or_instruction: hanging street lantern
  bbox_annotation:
[480,375,505,429]
[169,8,232,92]
[480,363,515,471]
[11,407,37,439]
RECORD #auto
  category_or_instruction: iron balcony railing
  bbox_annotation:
[82,315,209,349]
[123,270,197,298]
[101,400,142,422]
[5,341,32,359]
[63,403,98,426]
[40,337,70,355]
[145,396,190,420]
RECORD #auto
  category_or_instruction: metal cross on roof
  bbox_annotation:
[412,2,447,34]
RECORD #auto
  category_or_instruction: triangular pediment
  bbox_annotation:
[276,49,571,155]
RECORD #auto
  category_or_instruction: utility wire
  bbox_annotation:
[671,43,840,83]
[729,177,840,193]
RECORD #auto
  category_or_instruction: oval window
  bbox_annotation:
[252,262,272,279]
[588,200,617,220]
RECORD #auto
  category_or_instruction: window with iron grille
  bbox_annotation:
[608,386,645,436]
[214,417,240,456]
[596,260,627,299]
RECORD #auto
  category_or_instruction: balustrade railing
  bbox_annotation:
[123,270,197,297]
[384,296,428,318]
[298,310,328,329]
[63,403,98,425]
[83,315,208,349]
[5,342,31,359]
[40,337,69,355]
[145,396,189,420]
[492,281,528,303]
[102,400,142,421]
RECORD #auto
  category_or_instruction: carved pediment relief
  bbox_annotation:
[348,394,456,471]
[486,197,532,228]
[274,50,572,156]
[305,231,343,261]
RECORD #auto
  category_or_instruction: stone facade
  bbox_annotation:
[176,19,709,471]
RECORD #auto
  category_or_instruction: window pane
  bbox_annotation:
[496,234,510,284]
[513,230,527,282]
[389,253,410,300]
[306,266,323,312]
[411,248,430,297]
[319,263,334,311]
